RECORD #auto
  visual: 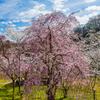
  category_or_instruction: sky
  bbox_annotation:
[0,0,100,36]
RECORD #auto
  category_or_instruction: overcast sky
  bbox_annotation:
[0,0,100,35]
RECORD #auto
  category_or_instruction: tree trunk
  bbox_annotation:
[93,89,96,100]
[47,89,55,100]
[62,83,69,99]
[12,79,15,100]
[63,87,68,98]
[18,77,21,94]
[47,85,56,100]
[92,74,97,100]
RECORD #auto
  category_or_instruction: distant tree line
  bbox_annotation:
[74,14,100,38]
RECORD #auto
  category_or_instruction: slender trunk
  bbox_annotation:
[92,74,97,100]
[63,87,68,98]
[18,77,21,94]
[93,89,96,100]
[46,76,56,100]
[62,82,68,99]
[12,79,15,100]
[47,87,55,100]
[47,82,56,100]
[47,93,55,100]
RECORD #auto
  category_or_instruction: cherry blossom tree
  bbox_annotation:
[0,39,18,100]
[0,37,31,99]
[0,12,90,100]
[23,18,89,100]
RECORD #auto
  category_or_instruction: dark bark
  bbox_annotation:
[62,85,69,99]
[12,79,15,100]
[18,77,21,94]
[91,74,97,100]
[47,92,55,100]
[47,87,56,100]
[93,89,96,100]
[63,87,68,98]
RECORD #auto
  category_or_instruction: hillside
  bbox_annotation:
[74,15,100,70]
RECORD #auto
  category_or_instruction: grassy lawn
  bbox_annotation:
[0,79,21,100]
[0,79,100,100]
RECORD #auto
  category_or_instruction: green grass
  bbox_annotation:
[0,79,21,100]
[0,80,100,100]
[27,86,73,100]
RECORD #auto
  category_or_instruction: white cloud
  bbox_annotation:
[12,19,31,23]
[50,0,70,12]
[84,0,96,3]
[8,21,13,24]
[0,0,20,15]
[76,15,89,24]
[85,5,100,11]
[17,26,28,31]
[76,12,99,24]
[6,26,27,41]
[1,21,8,25]
[19,3,51,19]
[20,19,31,23]
[77,5,100,24]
